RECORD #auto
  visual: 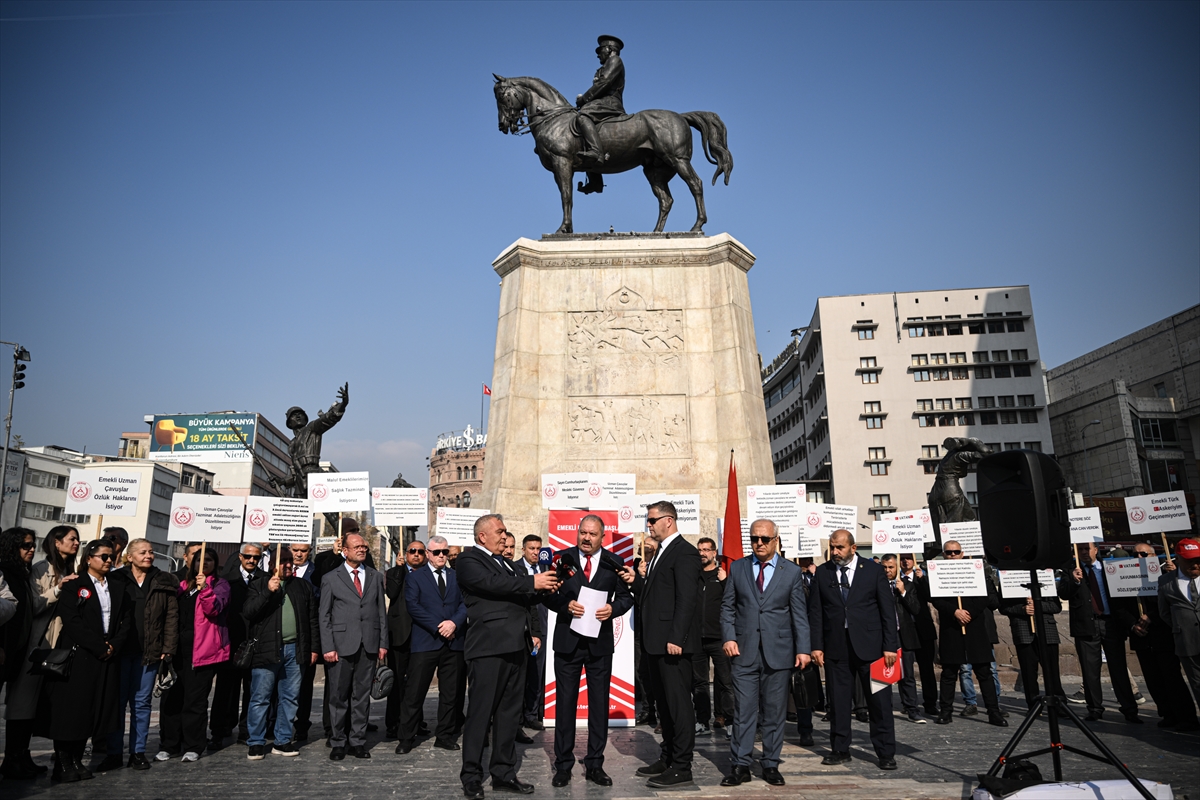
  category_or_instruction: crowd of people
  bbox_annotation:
[1,510,1198,796]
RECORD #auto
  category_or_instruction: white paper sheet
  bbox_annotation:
[570,586,608,639]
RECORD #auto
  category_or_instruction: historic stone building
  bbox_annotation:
[428,424,486,515]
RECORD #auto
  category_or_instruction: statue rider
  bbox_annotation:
[927,437,992,532]
[271,383,349,499]
[575,35,625,195]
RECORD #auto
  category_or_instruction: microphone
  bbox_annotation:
[537,546,554,573]
[554,550,579,582]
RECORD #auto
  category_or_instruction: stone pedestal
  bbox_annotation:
[478,233,774,539]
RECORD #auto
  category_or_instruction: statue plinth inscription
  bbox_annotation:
[479,234,773,539]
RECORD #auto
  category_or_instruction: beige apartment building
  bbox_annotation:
[761,286,1055,533]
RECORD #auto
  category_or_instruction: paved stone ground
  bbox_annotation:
[1,679,1193,800]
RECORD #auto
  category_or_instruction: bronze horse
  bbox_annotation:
[493,75,733,234]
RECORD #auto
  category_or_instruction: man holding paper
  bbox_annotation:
[541,515,634,787]
[998,570,1063,709]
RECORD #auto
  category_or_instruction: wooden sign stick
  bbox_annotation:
[1073,543,1081,570]
[1161,533,1174,569]
[198,541,207,583]
[275,542,283,578]
[957,596,966,635]
[95,514,104,541]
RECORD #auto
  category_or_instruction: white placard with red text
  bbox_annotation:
[540,473,589,508]
[636,493,700,536]
[885,509,936,543]
[1123,491,1191,535]
[871,519,923,554]
[434,507,490,547]
[800,503,858,538]
[167,493,246,543]
[746,484,806,528]
[308,471,370,512]
[64,468,143,517]
[371,487,429,527]
[939,522,985,557]
[926,558,989,598]
[997,569,1056,599]
[1103,557,1161,597]
[244,497,312,545]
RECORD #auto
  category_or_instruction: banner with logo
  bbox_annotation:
[745,485,806,528]
[64,468,142,517]
[547,509,627,562]
[939,522,984,557]
[1068,508,1104,543]
[308,471,370,512]
[884,509,936,543]
[540,473,590,508]
[926,558,989,597]
[1103,557,1161,597]
[371,487,429,527]
[799,503,858,538]
[167,494,246,543]
[543,519,634,728]
[997,569,1056,599]
[434,507,490,547]
[637,493,700,536]
[871,519,923,554]
[244,497,312,545]
[1123,491,1191,535]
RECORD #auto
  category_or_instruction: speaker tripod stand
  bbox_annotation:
[980,570,1156,800]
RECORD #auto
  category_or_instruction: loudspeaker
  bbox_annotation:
[976,449,1072,570]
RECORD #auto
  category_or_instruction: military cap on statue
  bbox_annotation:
[596,35,624,53]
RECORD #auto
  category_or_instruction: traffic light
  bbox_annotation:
[12,361,25,390]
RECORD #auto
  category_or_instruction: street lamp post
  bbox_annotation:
[1081,419,1102,507]
[0,342,31,521]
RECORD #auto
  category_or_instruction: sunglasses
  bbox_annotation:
[428,549,450,556]
[943,549,961,556]
[407,548,426,555]
[750,535,775,544]
[646,516,675,526]
[19,541,35,550]
[92,552,114,562]
[241,554,261,560]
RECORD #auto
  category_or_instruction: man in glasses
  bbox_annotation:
[930,541,1006,727]
[396,536,467,754]
[1128,542,1197,730]
[288,542,320,741]
[519,534,549,733]
[211,543,267,750]
[384,541,428,739]
[620,501,702,788]
[806,529,899,770]
[718,520,810,787]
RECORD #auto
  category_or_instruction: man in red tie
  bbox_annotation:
[318,533,388,760]
[542,515,634,787]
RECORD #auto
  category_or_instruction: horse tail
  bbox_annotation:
[683,111,733,186]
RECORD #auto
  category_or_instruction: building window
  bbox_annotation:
[999,396,1016,408]
[1137,418,1178,447]
[1013,364,1032,377]
[921,445,940,459]
[1018,394,1035,407]
[861,357,877,368]
[471,466,477,479]
[918,415,936,427]
[950,352,967,364]
[808,490,827,504]
[993,364,1011,378]
[932,353,948,365]
[870,463,889,476]
[938,414,956,427]
[1025,441,1042,452]
[980,412,998,425]
[913,370,930,382]
[975,366,992,379]
[931,369,950,381]
[955,397,973,409]
[1007,319,1025,332]
[988,320,1006,334]
[911,355,928,366]
[20,501,63,521]
[973,351,989,363]
[967,491,979,506]
[24,470,67,490]
[872,494,891,509]
[968,320,985,334]
[869,447,887,460]
[1004,442,1022,450]
[1012,349,1029,361]
[992,350,1009,362]
[935,398,953,410]
[462,491,472,508]
[947,322,963,335]
[1000,411,1018,424]
[917,399,934,411]
[864,401,882,413]
[152,480,174,499]
[858,328,874,340]
[862,371,878,384]
[865,416,883,429]
[951,367,969,380]
[148,510,170,529]
[457,467,463,480]
[62,513,91,524]
[978,396,996,408]
[181,472,194,487]
[909,326,925,338]
[456,494,462,507]
[958,413,975,425]
[1154,382,1167,398]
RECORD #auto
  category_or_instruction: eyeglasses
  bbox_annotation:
[943,549,961,556]
[19,541,35,550]
[428,549,450,556]
[646,516,675,526]
[407,548,426,555]
[241,554,261,560]
[93,553,114,562]
[749,535,776,545]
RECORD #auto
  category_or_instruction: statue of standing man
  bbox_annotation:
[272,382,349,499]
[575,34,625,194]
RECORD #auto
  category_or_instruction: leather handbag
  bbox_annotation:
[154,657,177,697]
[232,638,258,670]
[791,663,822,710]
[28,645,77,680]
[371,663,394,700]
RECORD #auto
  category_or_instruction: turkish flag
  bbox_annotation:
[482,384,491,396]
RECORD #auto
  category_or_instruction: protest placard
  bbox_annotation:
[717,517,751,556]
[1103,557,1161,597]
[926,559,989,598]
[1068,508,1104,544]
[746,485,806,527]
[872,518,924,554]
[997,568,1056,599]
[434,506,490,547]
[168,494,246,544]
[800,503,858,538]
[786,532,821,559]
[243,497,313,545]
[584,473,636,507]
[541,473,589,508]
[308,471,370,512]
[1123,491,1191,535]
[637,493,700,535]
[939,522,984,557]
[884,509,935,544]
[615,496,650,534]
[65,469,142,517]
[371,487,429,527]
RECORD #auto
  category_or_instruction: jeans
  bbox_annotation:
[107,654,157,756]
[959,658,1000,706]
[247,643,303,747]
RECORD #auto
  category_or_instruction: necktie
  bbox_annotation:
[1085,566,1104,616]
[1191,577,1199,607]
[436,567,446,599]
[756,561,766,593]
[494,554,512,574]
[584,555,592,581]
[352,568,362,597]
[839,566,850,604]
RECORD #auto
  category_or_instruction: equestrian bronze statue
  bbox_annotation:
[493,35,732,234]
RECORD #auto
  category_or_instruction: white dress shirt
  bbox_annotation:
[94,577,112,634]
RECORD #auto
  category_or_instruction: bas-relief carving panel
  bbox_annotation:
[567,395,691,459]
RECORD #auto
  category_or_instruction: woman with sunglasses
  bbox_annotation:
[47,538,132,782]
[0,527,49,779]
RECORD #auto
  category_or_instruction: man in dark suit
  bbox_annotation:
[211,542,266,749]
[900,554,939,715]
[518,533,549,731]
[1158,538,1200,714]
[542,515,633,787]
[384,539,426,738]
[620,500,702,788]
[719,520,810,787]
[288,542,320,740]
[456,514,559,800]
[807,529,899,770]
[1131,541,1197,730]
[318,533,388,760]
[396,535,467,753]
[881,554,927,723]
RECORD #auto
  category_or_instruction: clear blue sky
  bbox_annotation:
[2,1,1197,486]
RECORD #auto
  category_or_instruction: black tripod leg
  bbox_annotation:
[1057,699,1157,800]
[985,696,1047,778]
[1046,692,1063,781]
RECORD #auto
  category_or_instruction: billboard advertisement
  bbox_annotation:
[148,414,257,463]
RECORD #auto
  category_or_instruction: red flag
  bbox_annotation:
[482,384,491,396]
[722,450,743,565]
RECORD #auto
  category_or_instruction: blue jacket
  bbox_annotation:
[405,563,467,653]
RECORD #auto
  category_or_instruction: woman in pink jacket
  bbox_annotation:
[155,548,229,763]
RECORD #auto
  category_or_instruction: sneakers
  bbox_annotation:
[247,745,267,761]
[1134,692,1146,705]
[959,704,979,717]
[695,722,712,736]
[1066,690,1087,705]
[272,742,299,757]
[907,710,927,724]
[180,752,200,763]
[153,751,176,762]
